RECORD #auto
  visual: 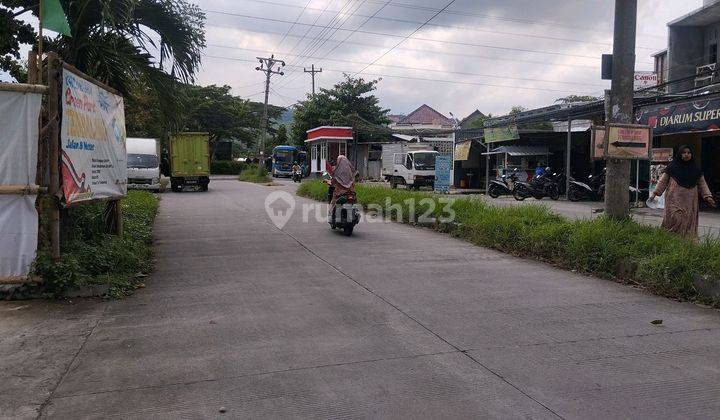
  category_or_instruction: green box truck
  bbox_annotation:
[169,132,210,192]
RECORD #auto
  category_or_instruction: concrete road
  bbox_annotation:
[2,178,720,419]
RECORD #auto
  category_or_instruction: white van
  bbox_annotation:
[126,137,161,191]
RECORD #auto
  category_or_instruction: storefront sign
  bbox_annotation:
[634,71,658,90]
[484,124,519,143]
[454,140,472,161]
[61,68,127,204]
[590,126,606,160]
[434,155,452,193]
[605,124,651,160]
[650,148,673,163]
[636,96,720,136]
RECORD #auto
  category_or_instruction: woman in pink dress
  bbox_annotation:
[650,145,716,239]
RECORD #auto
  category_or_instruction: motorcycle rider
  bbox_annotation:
[292,161,302,181]
[328,155,356,210]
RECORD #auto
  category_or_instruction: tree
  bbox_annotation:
[1,3,35,82]
[555,95,601,104]
[507,105,552,130]
[291,74,389,145]
[3,0,205,117]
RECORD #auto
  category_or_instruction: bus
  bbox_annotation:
[271,145,299,177]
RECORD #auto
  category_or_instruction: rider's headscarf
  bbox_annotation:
[333,155,355,189]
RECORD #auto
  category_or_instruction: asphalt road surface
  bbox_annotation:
[3,178,720,419]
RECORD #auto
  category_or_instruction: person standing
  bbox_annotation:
[650,145,716,239]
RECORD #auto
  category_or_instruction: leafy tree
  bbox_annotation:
[2,0,205,119]
[555,95,601,104]
[1,2,35,82]
[291,75,389,145]
[506,105,552,130]
[468,113,491,129]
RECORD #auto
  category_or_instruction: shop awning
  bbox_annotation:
[454,140,473,161]
[482,145,549,156]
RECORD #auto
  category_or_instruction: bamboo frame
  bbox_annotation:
[0,185,47,195]
[0,276,42,285]
[0,83,48,94]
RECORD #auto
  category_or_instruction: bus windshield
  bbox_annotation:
[413,153,437,170]
[274,150,294,163]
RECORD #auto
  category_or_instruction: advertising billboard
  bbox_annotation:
[60,68,127,205]
[636,96,720,136]
[484,124,519,143]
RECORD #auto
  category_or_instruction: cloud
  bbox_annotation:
[172,0,704,117]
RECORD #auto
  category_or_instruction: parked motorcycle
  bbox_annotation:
[568,170,606,202]
[329,191,360,236]
[488,172,518,198]
[513,170,560,201]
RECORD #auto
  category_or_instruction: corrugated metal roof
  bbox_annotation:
[482,145,549,156]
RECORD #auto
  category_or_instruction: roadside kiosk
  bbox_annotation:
[306,126,353,176]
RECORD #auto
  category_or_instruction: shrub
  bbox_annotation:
[31,190,159,297]
[211,160,245,175]
[238,164,271,183]
[297,180,720,307]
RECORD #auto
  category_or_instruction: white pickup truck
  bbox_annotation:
[382,143,439,189]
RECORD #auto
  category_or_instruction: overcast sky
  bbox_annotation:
[5,0,704,118]
[197,0,702,118]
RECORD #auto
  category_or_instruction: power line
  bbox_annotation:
[207,44,608,88]
[206,0,656,50]
[278,0,370,88]
[205,25,601,70]
[215,0,666,40]
[271,0,313,53]
[204,10,656,63]
[202,54,598,94]
[355,0,456,76]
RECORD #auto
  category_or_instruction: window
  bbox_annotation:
[127,154,159,169]
[710,43,718,65]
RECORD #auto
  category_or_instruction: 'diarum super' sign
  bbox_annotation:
[636,96,720,135]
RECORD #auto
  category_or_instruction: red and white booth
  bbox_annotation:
[306,126,353,175]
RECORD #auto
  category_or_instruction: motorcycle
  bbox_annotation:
[488,172,518,198]
[513,171,560,201]
[329,191,359,236]
[568,170,606,202]
[292,168,303,183]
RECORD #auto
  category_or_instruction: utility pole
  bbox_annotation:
[604,0,637,218]
[255,55,285,162]
[304,64,322,95]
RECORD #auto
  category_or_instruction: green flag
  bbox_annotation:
[41,0,71,36]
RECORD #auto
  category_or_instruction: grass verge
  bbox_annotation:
[28,190,159,298]
[298,180,720,307]
[238,164,271,184]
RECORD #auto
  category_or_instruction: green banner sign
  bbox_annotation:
[484,124,519,143]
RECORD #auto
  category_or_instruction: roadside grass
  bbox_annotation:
[298,180,720,306]
[29,190,159,298]
[211,160,245,175]
[238,164,271,184]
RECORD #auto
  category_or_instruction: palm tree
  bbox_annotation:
[7,0,205,100]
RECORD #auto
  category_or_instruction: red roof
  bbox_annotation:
[397,104,454,126]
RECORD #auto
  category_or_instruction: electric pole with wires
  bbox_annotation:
[255,55,285,162]
[304,64,323,95]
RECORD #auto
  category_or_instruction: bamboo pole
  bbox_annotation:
[46,52,61,261]
[0,185,47,195]
[0,276,43,285]
[0,83,48,94]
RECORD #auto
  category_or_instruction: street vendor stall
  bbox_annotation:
[305,126,352,175]
[482,145,550,182]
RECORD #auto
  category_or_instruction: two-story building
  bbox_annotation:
[654,0,720,92]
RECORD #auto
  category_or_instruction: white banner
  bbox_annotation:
[61,69,127,204]
[0,89,41,277]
